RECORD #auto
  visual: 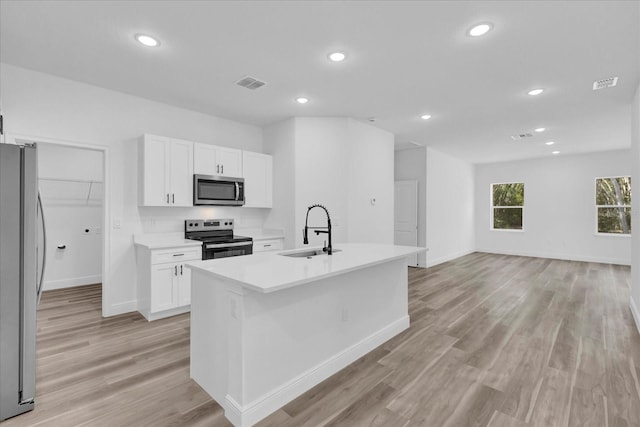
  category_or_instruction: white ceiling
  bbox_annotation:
[1,1,638,163]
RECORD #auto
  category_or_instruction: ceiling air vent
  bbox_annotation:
[235,76,267,90]
[592,76,618,90]
[511,132,533,141]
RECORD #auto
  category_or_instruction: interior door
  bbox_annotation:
[394,180,419,266]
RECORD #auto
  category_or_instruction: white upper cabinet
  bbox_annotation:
[193,143,242,178]
[242,151,272,208]
[139,134,193,207]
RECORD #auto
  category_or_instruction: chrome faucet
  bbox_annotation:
[303,204,332,255]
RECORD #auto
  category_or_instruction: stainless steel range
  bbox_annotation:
[185,219,253,260]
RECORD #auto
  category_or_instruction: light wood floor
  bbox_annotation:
[4,253,640,427]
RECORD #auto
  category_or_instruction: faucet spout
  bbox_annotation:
[303,204,333,255]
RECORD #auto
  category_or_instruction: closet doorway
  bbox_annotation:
[38,144,104,294]
[12,134,110,316]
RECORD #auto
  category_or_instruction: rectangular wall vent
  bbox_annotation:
[511,132,533,141]
[236,76,267,90]
[593,76,618,90]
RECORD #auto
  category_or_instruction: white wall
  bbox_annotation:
[1,63,265,315]
[631,81,640,325]
[294,118,350,247]
[263,118,296,248]
[475,150,632,265]
[347,119,394,244]
[265,117,394,250]
[38,144,104,290]
[426,148,475,267]
[394,147,427,267]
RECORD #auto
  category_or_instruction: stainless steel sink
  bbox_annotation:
[278,248,342,258]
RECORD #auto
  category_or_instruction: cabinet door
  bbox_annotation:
[177,263,191,306]
[169,139,194,206]
[150,263,177,312]
[193,143,218,176]
[217,147,243,177]
[140,135,169,206]
[242,151,272,208]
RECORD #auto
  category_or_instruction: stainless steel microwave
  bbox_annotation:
[193,174,245,206]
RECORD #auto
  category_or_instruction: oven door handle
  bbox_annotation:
[205,241,252,249]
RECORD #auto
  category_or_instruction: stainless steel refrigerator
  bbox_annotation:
[0,142,46,421]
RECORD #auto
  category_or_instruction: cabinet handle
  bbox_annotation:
[180,265,183,276]
[173,253,185,257]
[221,165,224,175]
[172,193,175,204]
[174,265,178,276]
[217,164,220,174]
[264,244,272,247]
[166,194,169,204]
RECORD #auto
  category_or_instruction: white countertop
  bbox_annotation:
[133,233,202,250]
[187,243,426,293]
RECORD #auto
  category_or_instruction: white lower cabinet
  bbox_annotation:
[150,263,178,313]
[136,245,201,321]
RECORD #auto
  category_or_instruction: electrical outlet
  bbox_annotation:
[113,219,121,229]
[341,308,349,322]
[95,226,102,235]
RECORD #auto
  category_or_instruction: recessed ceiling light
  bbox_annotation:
[135,34,160,47]
[528,88,544,96]
[545,141,555,146]
[467,23,493,37]
[296,97,309,104]
[420,114,432,120]
[534,127,546,133]
[328,52,346,62]
[552,150,560,154]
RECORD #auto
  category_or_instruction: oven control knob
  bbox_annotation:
[189,223,193,227]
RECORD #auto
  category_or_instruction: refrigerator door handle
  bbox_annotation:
[36,192,46,304]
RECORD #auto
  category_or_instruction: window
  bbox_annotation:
[596,177,631,235]
[491,183,524,230]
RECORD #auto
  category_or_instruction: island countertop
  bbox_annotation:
[186,243,425,293]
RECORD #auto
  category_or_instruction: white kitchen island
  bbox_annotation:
[187,243,425,427]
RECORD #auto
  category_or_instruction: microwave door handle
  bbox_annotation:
[235,182,239,201]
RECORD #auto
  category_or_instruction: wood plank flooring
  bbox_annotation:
[3,253,640,426]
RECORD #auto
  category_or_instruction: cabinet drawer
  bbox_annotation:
[253,239,284,252]
[151,247,201,264]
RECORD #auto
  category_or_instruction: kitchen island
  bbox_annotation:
[187,243,425,427]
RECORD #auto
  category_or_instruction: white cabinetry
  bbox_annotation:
[194,143,242,178]
[136,245,200,321]
[139,134,193,207]
[242,151,273,208]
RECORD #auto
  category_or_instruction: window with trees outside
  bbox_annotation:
[491,183,524,230]
[596,177,631,235]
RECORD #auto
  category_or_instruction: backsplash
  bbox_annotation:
[138,206,269,234]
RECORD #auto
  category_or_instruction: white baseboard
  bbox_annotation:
[427,249,475,268]
[476,248,631,266]
[106,299,137,317]
[43,275,102,291]
[223,316,410,427]
[630,297,640,336]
